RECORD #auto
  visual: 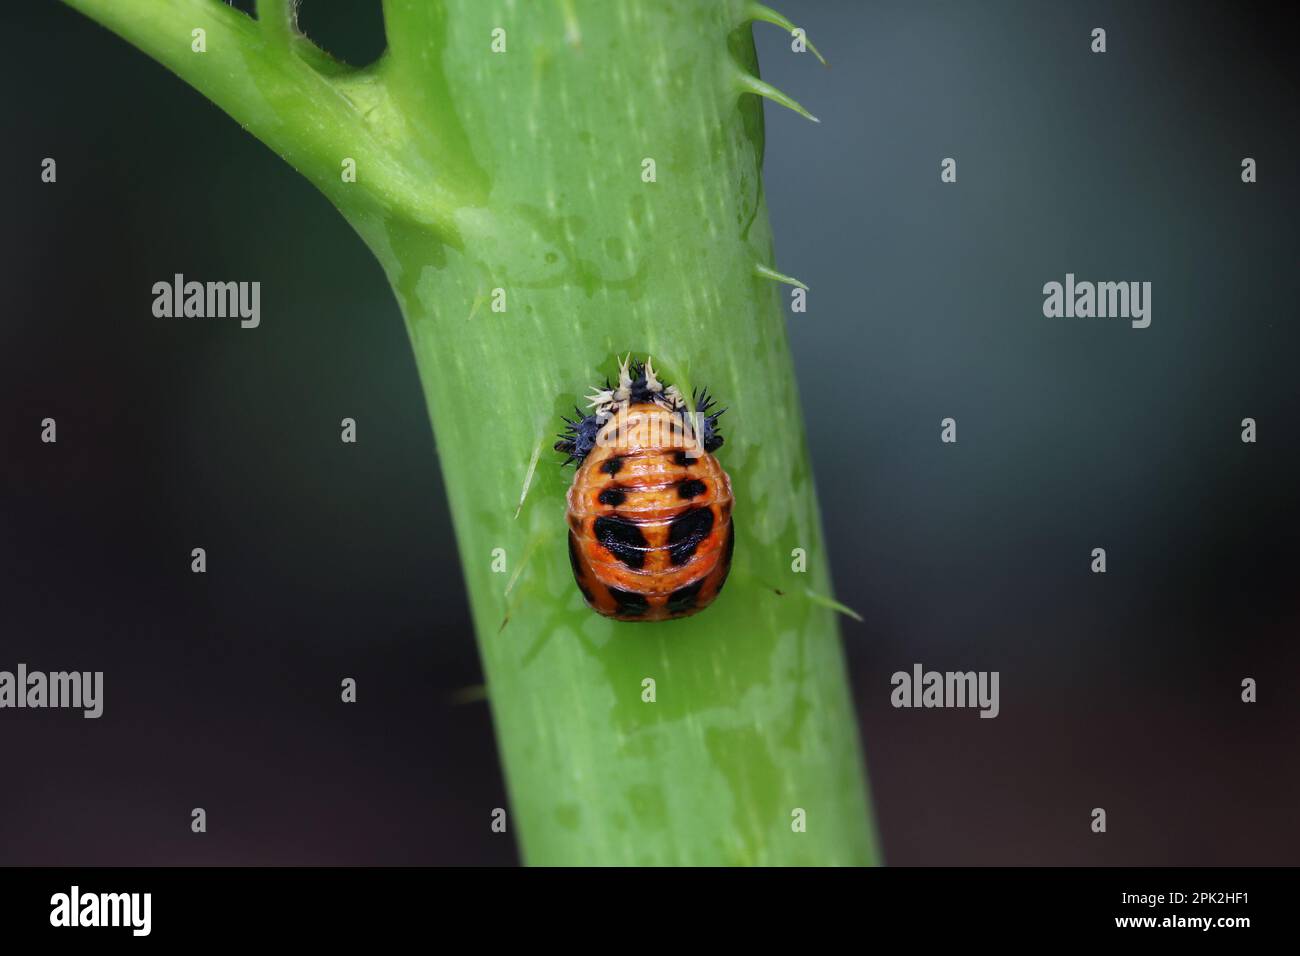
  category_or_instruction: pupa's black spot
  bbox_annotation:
[674,451,691,467]
[668,508,714,566]
[716,525,736,589]
[598,488,626,506]
[677,479,706,499]
[667,579,705,615]
[568,534,596,602]
[608,586,649,616]
[601,457,624,475]
[594,515,647,569]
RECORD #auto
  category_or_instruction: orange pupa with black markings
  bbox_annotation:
[555,357,733,622]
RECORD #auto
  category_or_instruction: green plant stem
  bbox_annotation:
[61,0,462,233]
[62,0,879,866]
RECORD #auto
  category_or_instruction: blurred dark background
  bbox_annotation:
[1,0,1296,865]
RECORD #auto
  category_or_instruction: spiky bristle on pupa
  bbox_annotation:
[554,356,726,465]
